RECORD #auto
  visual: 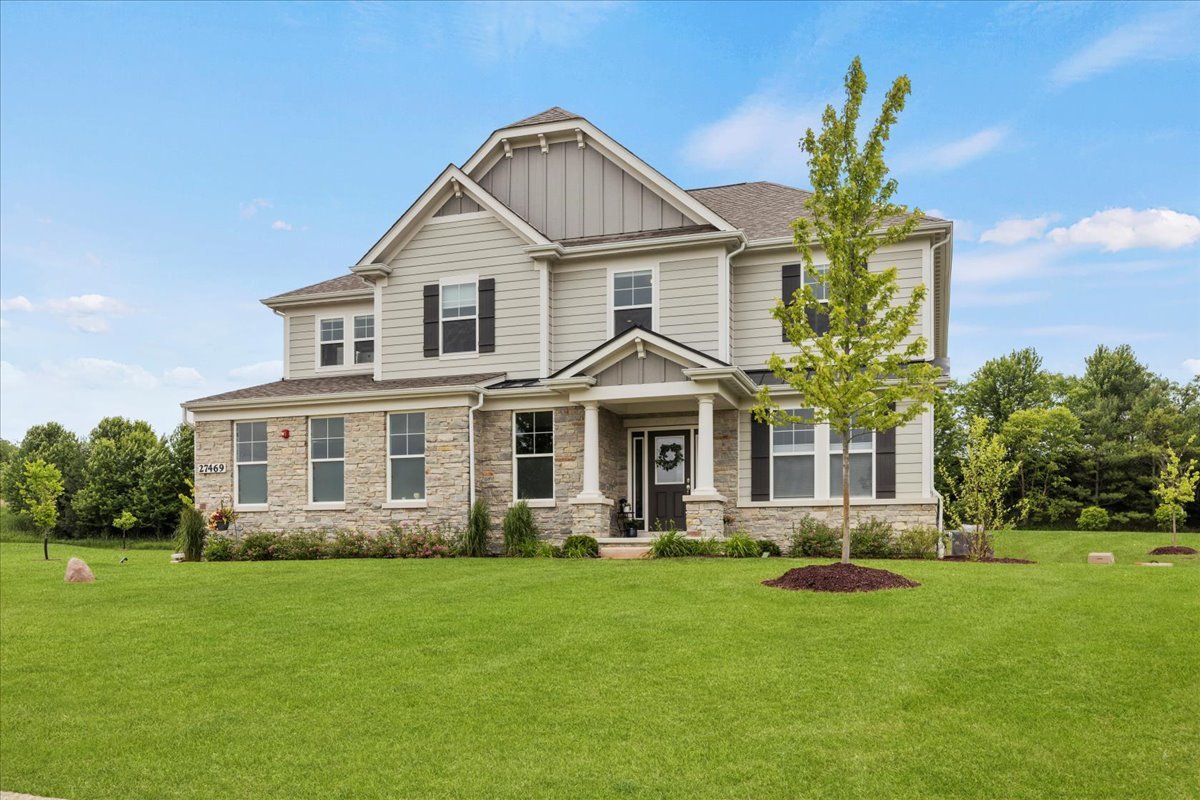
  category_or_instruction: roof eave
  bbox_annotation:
[261,288,374,310]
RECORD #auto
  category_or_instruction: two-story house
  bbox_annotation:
[184,108,953,544]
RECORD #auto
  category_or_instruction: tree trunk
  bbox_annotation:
[841,437,851,565]
[1172,512,1177,547]
[43,535,48,561]
[122,531,127,550]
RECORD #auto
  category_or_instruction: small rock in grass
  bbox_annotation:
[170,552,185,563]
[1135,562,1173,568]
[1087,552,1115,565]
[64,557,95,583]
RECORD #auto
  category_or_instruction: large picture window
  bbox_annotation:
[514,411,553,500]
[830,420,874,498]
[441,281,477,354]
[388,412,425,501]
[319,318,344,367]
[772,408,815,499]
[310,417,345,503]
[612,269,653,334]
[353,314,374,365]
[235,421,267,506]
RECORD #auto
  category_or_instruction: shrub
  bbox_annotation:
[723,531,761,558]
[851,517,897,558]
[1077,506,1109,531]
[502,501,540,555]
[562,534,600,559]
[238,532,282,561]
[174,504,207,562]
[393,527,454,558]
[787,516,840,558]
[203,536,236,562]
[649,528,691,558]
[325,531,372,558]
[688,537,724,557]
[513,539,559,558]
[756,539,782,557]
[896,525,939,559]
[274,531,327,560]
[462,499,491,557]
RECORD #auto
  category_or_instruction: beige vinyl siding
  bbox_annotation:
[379,213,539,379]
[551,266,606,370]
[732,245,929,369]
[658,256,719,356]
[288,314,315,378]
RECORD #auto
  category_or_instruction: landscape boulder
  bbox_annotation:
[64,557,96,583]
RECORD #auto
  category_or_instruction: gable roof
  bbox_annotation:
[549,324,729,381]
[506,106,581,128]
[263,273,371,306]
[689,181,948,242]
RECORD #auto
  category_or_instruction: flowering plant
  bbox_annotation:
[209,506,238,528]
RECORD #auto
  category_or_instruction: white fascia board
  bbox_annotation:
[185,383,494,415]
[551,328,723,380]
[462,119,735,234]
[261,288,374,311]
[526,230,743,263]
[357,165,551,267]
[742,220,955,253]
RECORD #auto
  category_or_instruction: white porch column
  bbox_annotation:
[577,401,604,501]
[694,394,718,497]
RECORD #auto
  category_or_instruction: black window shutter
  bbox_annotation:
[875,403,897,499]
[423,284,439,358]
[781,264,802,342]
[478,278,496,353]
[751,415,770,501]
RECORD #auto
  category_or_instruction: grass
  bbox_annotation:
[1,531,1197,799]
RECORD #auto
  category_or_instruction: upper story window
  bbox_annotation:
[441,281,478,355]
[772,408,815,499]
[235,421,268,506]
[319,318,344,367]
[310,417,345,504]
[353,315,374,365]
[782,264,829,339]
[613,269,653,335]
[514,410,554,501]
[830,419,874,498]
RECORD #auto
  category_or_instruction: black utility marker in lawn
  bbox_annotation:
[763,563,920,593]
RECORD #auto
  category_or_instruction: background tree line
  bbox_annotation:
[0,418,193,538]
[936,344,1200,530]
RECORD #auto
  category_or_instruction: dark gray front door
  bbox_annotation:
[649,430,690,531]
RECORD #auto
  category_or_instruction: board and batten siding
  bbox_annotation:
[737,407,926,502]
[379,213,540,380]
[658,255,720,356]
[732,244,929,369]
[478,142,699,241]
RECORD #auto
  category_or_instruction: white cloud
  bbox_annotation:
[1,360,26,386]
[1047,208,1200,252]
[43,294,132,315]
[228,360,283,383]
[163,366,205,387]
[458,1,625,62]
[0,296,34,312]
[899,127,1009,173]
[40,357,159,390]
[271,220,294,231]
[240,198,272,219]
[683,97,826,178]
[1183,358,1200,376]
[1049,6,1200,89]
[980,215,1055,246]
[68,316,111,334]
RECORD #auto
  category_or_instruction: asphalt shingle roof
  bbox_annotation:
[264,273,371,302]
[186,372,503,406]
[505,106,581,128]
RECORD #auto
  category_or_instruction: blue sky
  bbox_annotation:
[1,0,1198,440]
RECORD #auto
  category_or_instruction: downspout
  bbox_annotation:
[929,229,951,559]
[468,391,485,507]
[721,234,747,363]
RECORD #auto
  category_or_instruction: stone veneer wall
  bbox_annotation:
[726,503,938,544]
[193,408,471,534]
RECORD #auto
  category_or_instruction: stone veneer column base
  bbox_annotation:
[570,498,614,537]
[684,496,726,538]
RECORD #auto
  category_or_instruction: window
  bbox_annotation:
[353,315,374,365]
[235,421,267,506]
[441,281,477,354]
[772,409,815,499]
[319,318,344,367]
[514,411,553,500]
[613,269,653,334]
[310,417,345,503]
[830,420,874,498]
[388,412,425,501]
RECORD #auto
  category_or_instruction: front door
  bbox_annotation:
[649,430,690,531]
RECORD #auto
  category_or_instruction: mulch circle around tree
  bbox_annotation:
[941,555,1036,564]
[1148,546,1198,556]
[762,563,920,593]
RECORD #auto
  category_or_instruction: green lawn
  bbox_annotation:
[2,532,1197,800]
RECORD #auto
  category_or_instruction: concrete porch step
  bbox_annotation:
[599,545,651,560]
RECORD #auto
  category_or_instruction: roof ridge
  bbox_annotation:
[505,106,582,128]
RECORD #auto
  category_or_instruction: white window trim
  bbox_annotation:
[769,409,816,502]
[512,409,555,506]
[764,409,876,503]
[606,265,659,339]
[308,415,346,508]
[830,424,875,500]
[352,313,375,366]
[439,274,480,359]
[313,308,375,375]
[316,316,346,370]
[386,411,427,504]
[233,419,269,511]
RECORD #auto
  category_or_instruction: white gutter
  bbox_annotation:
[720,235,747,363]
[468,391,485,507]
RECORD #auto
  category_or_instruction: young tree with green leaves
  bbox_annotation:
[960,347,1053,432]
[20,459,65,560]
[1000,406,1082,525]
[113,510,138,550]
[1152,441,1198,545]
[751,57,942,564]
[941,417,1020,560]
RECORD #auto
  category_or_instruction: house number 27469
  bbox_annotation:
[197,464,227,474]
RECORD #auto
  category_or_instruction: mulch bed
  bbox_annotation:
[762,562,920,593]
[941,555,1036,564]
[1148,546,1198,556]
